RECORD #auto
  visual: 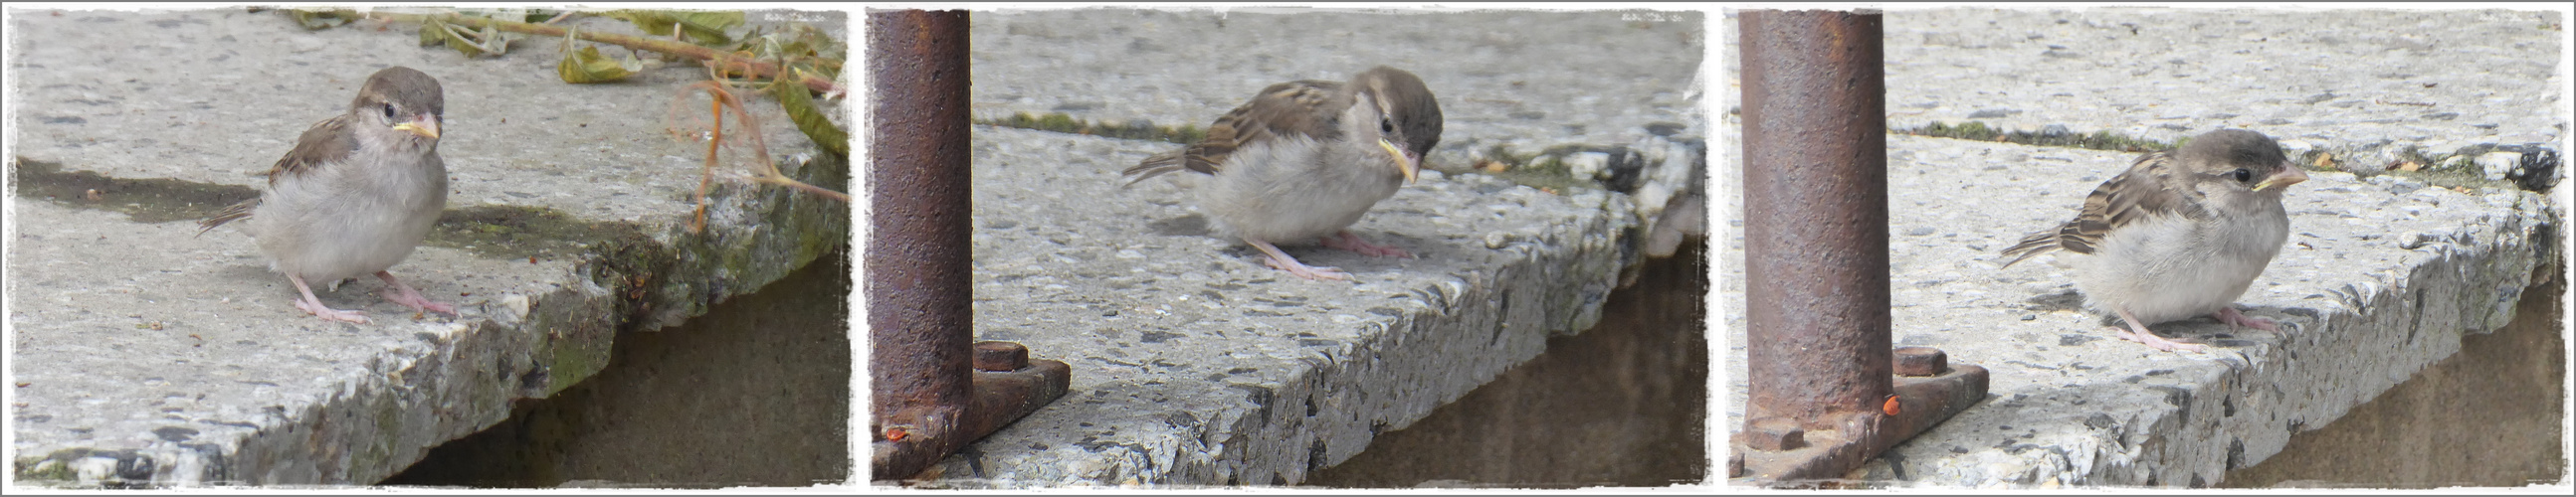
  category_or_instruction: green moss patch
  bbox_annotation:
[977,111,1206,145]
[1894,121,2175,153]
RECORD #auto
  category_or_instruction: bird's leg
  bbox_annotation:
[2110,308,2205,353]
[377,270,459,315]
[2212,305,2279,332]
[288,273,370,324]
[1247,239,1348,280]
[1319,230,1413,258]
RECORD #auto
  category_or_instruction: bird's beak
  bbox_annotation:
[1378,138,1418,184]
[2254,164,2308,192]
[393,115,441,139]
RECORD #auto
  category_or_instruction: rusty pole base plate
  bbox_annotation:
[871,356,1073,482]
[1731,364,1989,487]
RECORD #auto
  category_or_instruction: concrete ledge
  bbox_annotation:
[1720,7,2564,488]
[1722,138,2557,488]
[1864,135,2548,487]
[945,127,1638,485]
[7,9,848,486]
[943,8,1704,486]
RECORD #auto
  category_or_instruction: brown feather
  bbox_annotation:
[1999,151,2211,267]
[267,113,360,184]
[1123,80,1347,185]
[194,198,260,237]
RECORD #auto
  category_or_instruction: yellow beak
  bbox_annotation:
[2253,165,2308,192]
[1378,138,1418,184]
[392,116,441,139]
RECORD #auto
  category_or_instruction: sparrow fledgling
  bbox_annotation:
[1999,129,2309,352]
[1122,66,1443,280]
[199,66,453,324]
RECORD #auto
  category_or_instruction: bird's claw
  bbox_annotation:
[2214,306,2279,332]
[296,298,371,324]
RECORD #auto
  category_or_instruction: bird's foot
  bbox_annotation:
[377,271,458,315]
[287,274,370,324]
[1248,239,1349,280]
[2111,327,2206,353]
[289,274,370,323]
[1265,257,1350,280]
[1321,231,1412,258]
[2213,305,2279,332]
[294,298,371,323]
[2112,308,2205,353]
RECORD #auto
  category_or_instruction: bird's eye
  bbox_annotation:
[1380,117,1394,134]
[381,103,399,120]
[2229,168,2253,183]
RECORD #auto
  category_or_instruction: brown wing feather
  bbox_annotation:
[1998,151,2209,267]
[1122,80,1346,185]
[269,113,358,184]
[199,112,360,235]
[194,198,260,237]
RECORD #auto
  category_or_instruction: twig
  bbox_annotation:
[413,12,838,94]
[669,80,849,233]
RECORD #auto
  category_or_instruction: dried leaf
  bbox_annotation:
[772,73,848,156]
[286,8,358,30]
[558,45,639,83]
[418,18,447,47]
[610,10,743,47]
[423,18,511,58]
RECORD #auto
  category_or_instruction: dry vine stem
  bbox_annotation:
[669,79,850,233]
[423,12,840,94]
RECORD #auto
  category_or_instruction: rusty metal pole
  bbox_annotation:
[1740,8,1891,431]
[867,10,1070,481]
[1736,10,1987,485]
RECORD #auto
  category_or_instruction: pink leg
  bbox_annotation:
[1319,231,1413,258]
[377,270,458,315]
[1246,239,1348,280]
[288,274,369,324]
[2213,305,2279,332]
[2110,308,2205,353]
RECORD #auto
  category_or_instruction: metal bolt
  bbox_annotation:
[1894,346,1947,377]
[1729,452,1747,478]
[974,341,1030,372]
[1745,416,1807,451]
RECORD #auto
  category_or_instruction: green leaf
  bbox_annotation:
[419,18,447,47]
[436,22,491,58]
[421,17,515,59]
[772,74,848,156]
[557,45,639,83]
[608,10,743,47]
[286,8,358,30]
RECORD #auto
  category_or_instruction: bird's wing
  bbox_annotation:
[1123,80,1345,185]
[268,113,358,184]
[1999,151,2209,266]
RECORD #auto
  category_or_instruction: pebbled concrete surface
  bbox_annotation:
[6,8,848,486]
[1720,7,2566,488]
[1881,7,2564,175]
[940,6,1705,487]
[949,126,1635,486]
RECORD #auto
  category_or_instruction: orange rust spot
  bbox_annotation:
[1882,395,1901,415]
